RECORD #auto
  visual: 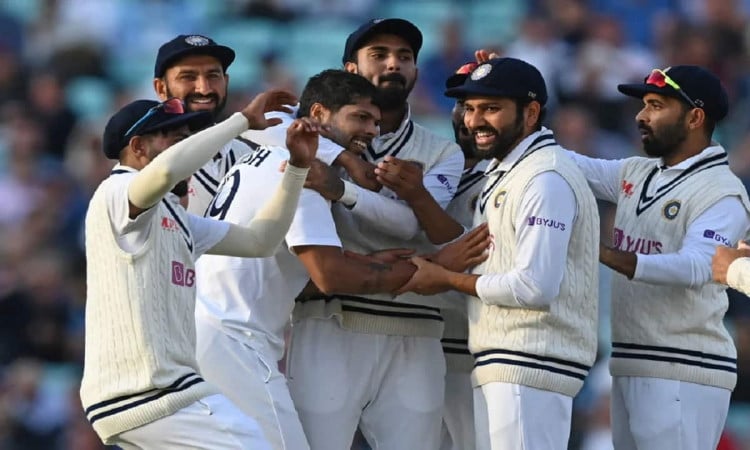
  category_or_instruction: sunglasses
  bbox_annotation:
[124,97,185,137]
[455,62,478,75]
[645,69,702,109]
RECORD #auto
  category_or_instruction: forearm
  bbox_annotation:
[599,244,637,279]
[348,184,422,240]
[208,164,309,256]
[404,189,464,244]
[312,257,416,295]
[130,113,249,209]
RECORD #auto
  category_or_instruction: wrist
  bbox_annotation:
[288,157,311,169]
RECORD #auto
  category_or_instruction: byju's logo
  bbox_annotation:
[161,217,180,231]
[703,229,731,246]
[526,216,566,231]
[612,228,663,254]
[171,261,195,287]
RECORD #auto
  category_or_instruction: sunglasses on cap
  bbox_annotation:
[645,69,702,109]
[455,62,478,75]
[124,97,185,137]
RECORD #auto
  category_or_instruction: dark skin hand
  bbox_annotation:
[303,159,345,201]
[431,223,491,273]
[335,151,382,192]
[374,155,464,244]
[599,243,637,279]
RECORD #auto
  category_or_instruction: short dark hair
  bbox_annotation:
[297,69,379,118]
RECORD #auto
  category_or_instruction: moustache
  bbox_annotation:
[638,124,652,134]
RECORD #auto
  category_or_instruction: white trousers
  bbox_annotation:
[611,376,730,450]
[474,382,572,450]
[440,371,475,450]
[195,319,309,450]
[287,318,445,450]
[114,394,271,449]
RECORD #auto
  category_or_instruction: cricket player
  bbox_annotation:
[81,89,315,449]
[194,69,423,450]
[567,65,750,450]
[286,18,467,450]
[398,57,601,450]
[152,34,257,215]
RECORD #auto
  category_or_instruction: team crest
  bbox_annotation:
[662,200,681,220]
[494,190,507,208]
[185,35,210,46]
[471,63,492,81]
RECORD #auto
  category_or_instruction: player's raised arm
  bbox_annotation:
[128,89,298,216]
[207,117,315,257]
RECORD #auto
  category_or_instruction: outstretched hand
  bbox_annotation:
[432,223,490,272]
[242,89,298,130]
[286,117,324,168]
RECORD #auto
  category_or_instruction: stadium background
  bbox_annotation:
[1,0,750,448]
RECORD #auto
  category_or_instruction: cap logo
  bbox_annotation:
[471,63,492,81]
[373,18,384,24]
[184,35,210,46]
[528,91,537,99]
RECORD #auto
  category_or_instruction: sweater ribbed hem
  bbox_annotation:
[293,297,444,338]
[471,363,584,397]
[609,357,736,391]
[88,381,217,444]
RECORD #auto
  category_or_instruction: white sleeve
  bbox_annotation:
[475,171,577,308]
[564,150,625,203]
[240,109,344,165]
[287,189,342,251]
[129,113,249,209]
[107,174,159,253]
[188,214,231,257]
[347,150,464,241]
[633,196,750,287]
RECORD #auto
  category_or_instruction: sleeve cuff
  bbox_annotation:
[727,257,750,290]
[339,180,359,209]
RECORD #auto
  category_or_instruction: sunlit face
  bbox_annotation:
[346,34,418,110]
[317,98,381,154]
[635,93,690,159]
[463,97,526,161]
[451,100,475,159]
[156,54,228,121]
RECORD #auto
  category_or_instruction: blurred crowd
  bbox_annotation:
[1,0,750,448]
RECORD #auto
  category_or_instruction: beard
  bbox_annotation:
[472,113,526,161]
[165,86,227,122]
[171,179,189,197]
[372,73,415,110]
[639,114,688,159]
[453,120,476,160]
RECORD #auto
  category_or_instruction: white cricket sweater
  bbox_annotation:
[293,118,462,338]
[469,142,599,397]
[81,174,215,443]
[609,154,750,390]
[440,161,489,372]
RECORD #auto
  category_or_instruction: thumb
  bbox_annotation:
[265,117,282,128]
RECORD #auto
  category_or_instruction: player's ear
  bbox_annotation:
[153,77,168,101]
[344,61,358,74]
[129,135,146,157]
[309,103,328,123]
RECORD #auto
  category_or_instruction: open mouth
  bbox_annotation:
[349,137,369,153]
[474,130,497,147]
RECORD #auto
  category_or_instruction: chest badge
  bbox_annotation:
[662,200,681,220]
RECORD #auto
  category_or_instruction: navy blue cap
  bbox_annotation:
[444,57,548,106]
[618,65,729,121]
[102,100,213,159]
[343,18,423,64]
[445,62,478,90]
[154,34,235,78]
